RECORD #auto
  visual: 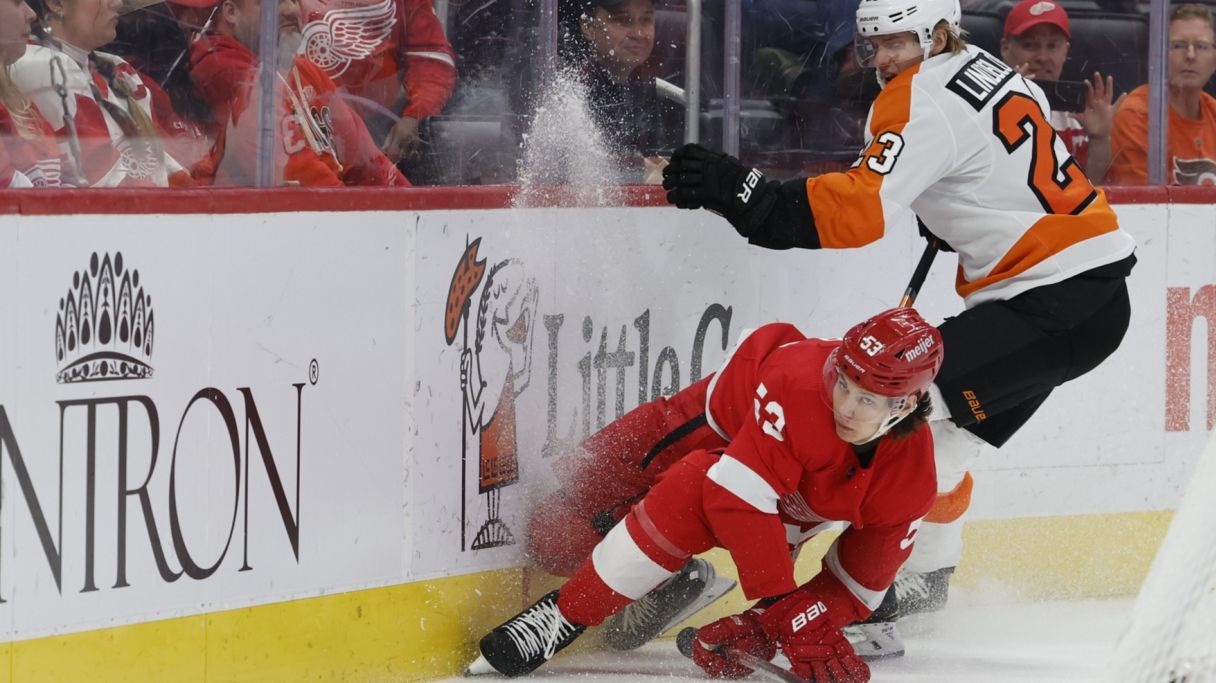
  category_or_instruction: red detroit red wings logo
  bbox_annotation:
[301,0,396,78]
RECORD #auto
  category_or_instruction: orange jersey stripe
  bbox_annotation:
[955,191,1120,299]
[805,65,922,249]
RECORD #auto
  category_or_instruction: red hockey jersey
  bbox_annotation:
[298,0,457,120]
[701,323,937,618]
[189,35,407,187]
[0,99,62,188]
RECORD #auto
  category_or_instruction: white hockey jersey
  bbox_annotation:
[804,45,1136,307]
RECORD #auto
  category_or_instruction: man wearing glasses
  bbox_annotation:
[1108,3,1216,185]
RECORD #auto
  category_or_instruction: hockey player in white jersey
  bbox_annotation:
[662,0,1136,650]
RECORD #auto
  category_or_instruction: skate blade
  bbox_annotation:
[664,574,737,631]
[464,653,499,676]
[843,621,905,661]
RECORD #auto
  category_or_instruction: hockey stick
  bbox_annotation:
[899,235,940,308]
[676,627,804,683]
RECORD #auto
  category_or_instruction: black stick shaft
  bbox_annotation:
[900,238,940,308]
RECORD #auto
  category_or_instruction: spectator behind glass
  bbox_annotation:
[12,0,192,186]
[1108,3,1216,185]
[744,0,859,101]
[999,0,1122,182]
[560,0,678,182]
[189,0,408,186]
[1,0,61,187]
[297,0,457,166]
[105,0,216,171]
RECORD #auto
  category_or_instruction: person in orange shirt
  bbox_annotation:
[189,0,408,186]
[1108,3,1216,185]
[1,0,62,187]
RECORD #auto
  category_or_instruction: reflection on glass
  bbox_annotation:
[11,0,194,187]
[297,0,457,174]
[3,0,1206,190]
[109,1,216,180]
[2,0,62,187]
[736,0,863,171]
[186,0,408,186]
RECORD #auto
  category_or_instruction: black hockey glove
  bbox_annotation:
[662,143,779,238]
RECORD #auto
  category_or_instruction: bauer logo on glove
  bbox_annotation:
[661,143,778,237]
[737,168,763,204]
[790,600,829,633]
[662,143,819,249]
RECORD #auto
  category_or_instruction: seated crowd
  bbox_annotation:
[0,0,455,187]
[0,0,1213,189]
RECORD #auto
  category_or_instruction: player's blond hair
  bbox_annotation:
[937,19,969,55]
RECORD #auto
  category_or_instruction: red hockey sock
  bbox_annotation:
[557,558,636,627]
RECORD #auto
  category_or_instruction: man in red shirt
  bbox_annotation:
[467,308,944,681]
[298,0,457,163]
[189,0,407,186]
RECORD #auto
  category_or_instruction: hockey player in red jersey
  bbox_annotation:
[467,308,944,681]
[662,0,1135,622]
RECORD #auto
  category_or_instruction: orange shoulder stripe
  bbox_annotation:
[805,65,920,249]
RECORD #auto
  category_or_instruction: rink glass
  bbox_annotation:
[0,0,1188,188]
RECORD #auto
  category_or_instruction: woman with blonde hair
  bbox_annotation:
[1,0,62,187]
[11,0,192,186]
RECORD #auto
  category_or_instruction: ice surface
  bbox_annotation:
[441,597,1132,682]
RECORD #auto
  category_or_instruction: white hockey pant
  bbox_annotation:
[903,420,987,574]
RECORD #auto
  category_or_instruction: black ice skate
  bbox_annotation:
[466,590,587,677]
[893,566,954,616]
[602,558,737,651]
[843,586,905,660]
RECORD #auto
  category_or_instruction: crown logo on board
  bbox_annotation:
[55,252,154,383]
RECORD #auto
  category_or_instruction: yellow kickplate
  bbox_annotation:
[0,510,1173,683]
[5,568,523,683]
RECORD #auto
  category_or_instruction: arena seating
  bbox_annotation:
[961,9,1149,96]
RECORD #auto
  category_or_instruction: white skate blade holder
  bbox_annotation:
[464,653,498,676]
[666,573,737,632]
[843,620,906,660]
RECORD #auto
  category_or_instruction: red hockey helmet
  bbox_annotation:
[828,307,943,399]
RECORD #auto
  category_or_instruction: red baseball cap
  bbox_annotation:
[1003,0,1071,39]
